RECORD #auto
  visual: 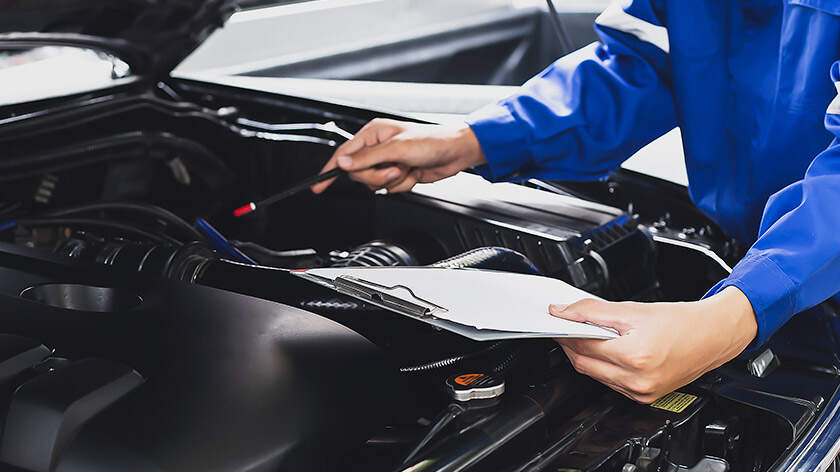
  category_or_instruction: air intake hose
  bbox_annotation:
[431,246,541,275]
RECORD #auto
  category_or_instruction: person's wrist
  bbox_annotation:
[451,125,487,169]
[706,286,758,357]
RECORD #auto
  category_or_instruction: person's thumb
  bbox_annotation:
[549,299,631,335]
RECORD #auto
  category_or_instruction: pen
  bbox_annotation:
[233,167,345,217]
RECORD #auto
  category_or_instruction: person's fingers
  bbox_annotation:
[560,345,639,398]
[348,118,402,151]
[557,333,667,395]
[348,165,403,189]
[335,120,405,173]
[311,168,341,194]
[367,118,404,143]
[335,133,366,157]
[311,155,342,194]
[561,344,606,377]
[550,299,637,364]
[555,337,627,364]
[337,139,409,173]
[312,119,403,193]
[386,171,419,193]
[381,167,410,191]
[548,299,634,335]
[312,140,354,194]
[562,345,662,403]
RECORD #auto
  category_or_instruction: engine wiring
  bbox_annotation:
[42,202,205,242]
[0,98,356,261]
[235,117,354,141]
[0,119,341,266]
[0,93,350,147]
[0,98,353,271]
[1,218,180,245]
[0,131,231,185]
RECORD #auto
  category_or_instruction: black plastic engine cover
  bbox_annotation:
[375,173,658,300]
[0,244,394,471]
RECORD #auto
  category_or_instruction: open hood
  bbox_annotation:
[0,0,238,80]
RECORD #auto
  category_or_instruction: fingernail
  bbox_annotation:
[549,304,568,312]
[386,168,400,180]
[337,155,353,168]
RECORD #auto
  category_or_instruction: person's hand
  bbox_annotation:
[311,119,487,194]
[550,286,757,403]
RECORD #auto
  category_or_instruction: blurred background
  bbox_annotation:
[175,0,686,185]
[178,0,607,85]
[175,0,606,118]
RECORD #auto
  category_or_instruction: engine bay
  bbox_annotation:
[0,79,837,472]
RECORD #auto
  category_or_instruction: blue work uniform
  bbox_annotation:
[466,0,840,348]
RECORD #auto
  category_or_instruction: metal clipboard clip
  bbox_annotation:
[332,275,448,320]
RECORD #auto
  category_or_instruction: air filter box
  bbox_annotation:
[374,173,657,300]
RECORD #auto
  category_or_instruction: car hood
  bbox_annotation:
[0,0,238,81]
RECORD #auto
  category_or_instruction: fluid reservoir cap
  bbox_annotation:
[446,373,505,402]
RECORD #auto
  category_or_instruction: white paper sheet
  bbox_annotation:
[295,267,618,340]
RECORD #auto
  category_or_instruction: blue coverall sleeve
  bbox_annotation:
[465,0,677,181]
[705,61,840,348]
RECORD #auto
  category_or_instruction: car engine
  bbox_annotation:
[0,79,836,472]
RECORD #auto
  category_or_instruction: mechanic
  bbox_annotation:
[312,1,840,403]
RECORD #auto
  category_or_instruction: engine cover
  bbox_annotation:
[375,173,657,300]
[0,245,393,471]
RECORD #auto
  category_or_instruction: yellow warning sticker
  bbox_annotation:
[650,391,697,413]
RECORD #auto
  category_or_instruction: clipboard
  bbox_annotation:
[293,267,619,341]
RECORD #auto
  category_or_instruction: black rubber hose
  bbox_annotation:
[42,202,204,242]
[491,345,525,377]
